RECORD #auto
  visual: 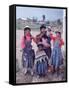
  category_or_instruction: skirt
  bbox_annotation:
[35,59,48,76]
[51,47,63,68]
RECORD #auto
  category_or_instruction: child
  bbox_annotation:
[21,26,35,75]
[50,31,64,76]
[34,43,48,77]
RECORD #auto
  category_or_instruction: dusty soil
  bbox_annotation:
[16,68,66,84]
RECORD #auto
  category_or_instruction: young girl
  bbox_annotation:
[21,26,35,75]
[34,43,48,77]
[50,31,64,75]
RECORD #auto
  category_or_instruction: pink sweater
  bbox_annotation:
[21,35,31,49]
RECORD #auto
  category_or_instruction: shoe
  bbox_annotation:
[24,68,27,75]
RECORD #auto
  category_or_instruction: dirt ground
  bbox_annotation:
[16,67,66,84]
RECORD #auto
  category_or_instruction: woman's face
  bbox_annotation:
[40,28,46,34]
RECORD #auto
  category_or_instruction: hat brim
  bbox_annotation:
[37,44,43,47]
[24,27,31,31]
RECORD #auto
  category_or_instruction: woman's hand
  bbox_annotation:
[41,42,50,47]
[42,38,50,47]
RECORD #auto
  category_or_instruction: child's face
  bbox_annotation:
[25,29,30,35]
[56,33,61,38]
[38,46,43,51]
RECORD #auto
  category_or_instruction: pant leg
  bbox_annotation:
[44,48,51,59]
[51,49,56,66]
[36,61,42,76]
[22,50,27,68]
[55,49,60,69]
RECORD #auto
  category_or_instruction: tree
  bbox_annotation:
[57,19,62,25]
[32,17,37,23]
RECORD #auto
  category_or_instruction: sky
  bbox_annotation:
[16,6,65,21]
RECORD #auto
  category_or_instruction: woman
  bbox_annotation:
[35,25,51,59]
